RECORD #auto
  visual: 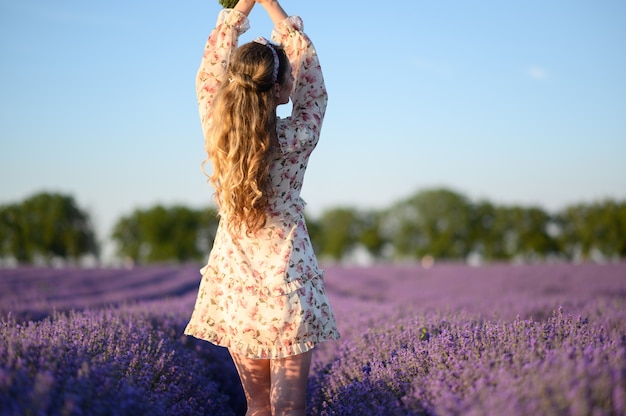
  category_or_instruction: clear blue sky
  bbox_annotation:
[1,0,625,249]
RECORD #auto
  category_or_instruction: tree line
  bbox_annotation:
[1,189,625,265]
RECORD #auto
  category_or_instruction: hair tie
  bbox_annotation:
[253,36,279,84]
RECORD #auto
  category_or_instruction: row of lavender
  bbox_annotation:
[1,262,625,414]
[0,265,201,321]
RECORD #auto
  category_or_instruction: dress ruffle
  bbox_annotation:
[184,271,340,359]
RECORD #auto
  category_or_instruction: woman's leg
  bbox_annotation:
[230,352,272,416]
[270,350,313,416]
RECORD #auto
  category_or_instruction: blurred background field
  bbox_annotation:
[2,261,625,324]
[1,261,625,415]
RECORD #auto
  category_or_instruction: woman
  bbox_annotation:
[184,1,340,415]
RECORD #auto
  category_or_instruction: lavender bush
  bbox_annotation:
[308,304,625,415]
[0,302,244,415]
[1,262,625,415]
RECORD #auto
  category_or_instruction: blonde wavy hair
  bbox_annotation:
[204,41,289,235]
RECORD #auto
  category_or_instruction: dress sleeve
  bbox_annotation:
[196,9,250,137]
[271,16,328,142]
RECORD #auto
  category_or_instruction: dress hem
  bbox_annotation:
[183,327,340,359]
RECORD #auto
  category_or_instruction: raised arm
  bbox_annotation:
[235,0,256,17]
[267,2,328,140]
[255,0,288,26]
[196,3,254,136]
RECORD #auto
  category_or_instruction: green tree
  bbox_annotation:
[495,206,557,260]
[0,192,98,264]
[315,207,360,260]
[384,188,473,260]
[468,202,559,261]
[112,205,218,264]
[0,203,29,262]
[355,209,386,258]
[610,201,626,257]
[557,199,626,260]
[467,200,505,260]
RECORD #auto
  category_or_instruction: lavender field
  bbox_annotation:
[1,262,625,415]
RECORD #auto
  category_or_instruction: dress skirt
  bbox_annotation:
[184,212,340,359]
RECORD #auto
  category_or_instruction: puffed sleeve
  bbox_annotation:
[271,16,328,144]
[196,9,250,137]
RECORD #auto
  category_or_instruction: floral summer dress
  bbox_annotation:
[184,9,340,359]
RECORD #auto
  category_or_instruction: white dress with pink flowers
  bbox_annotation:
[184,9,340,359]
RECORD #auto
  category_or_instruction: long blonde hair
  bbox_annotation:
[204,41,288,235]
